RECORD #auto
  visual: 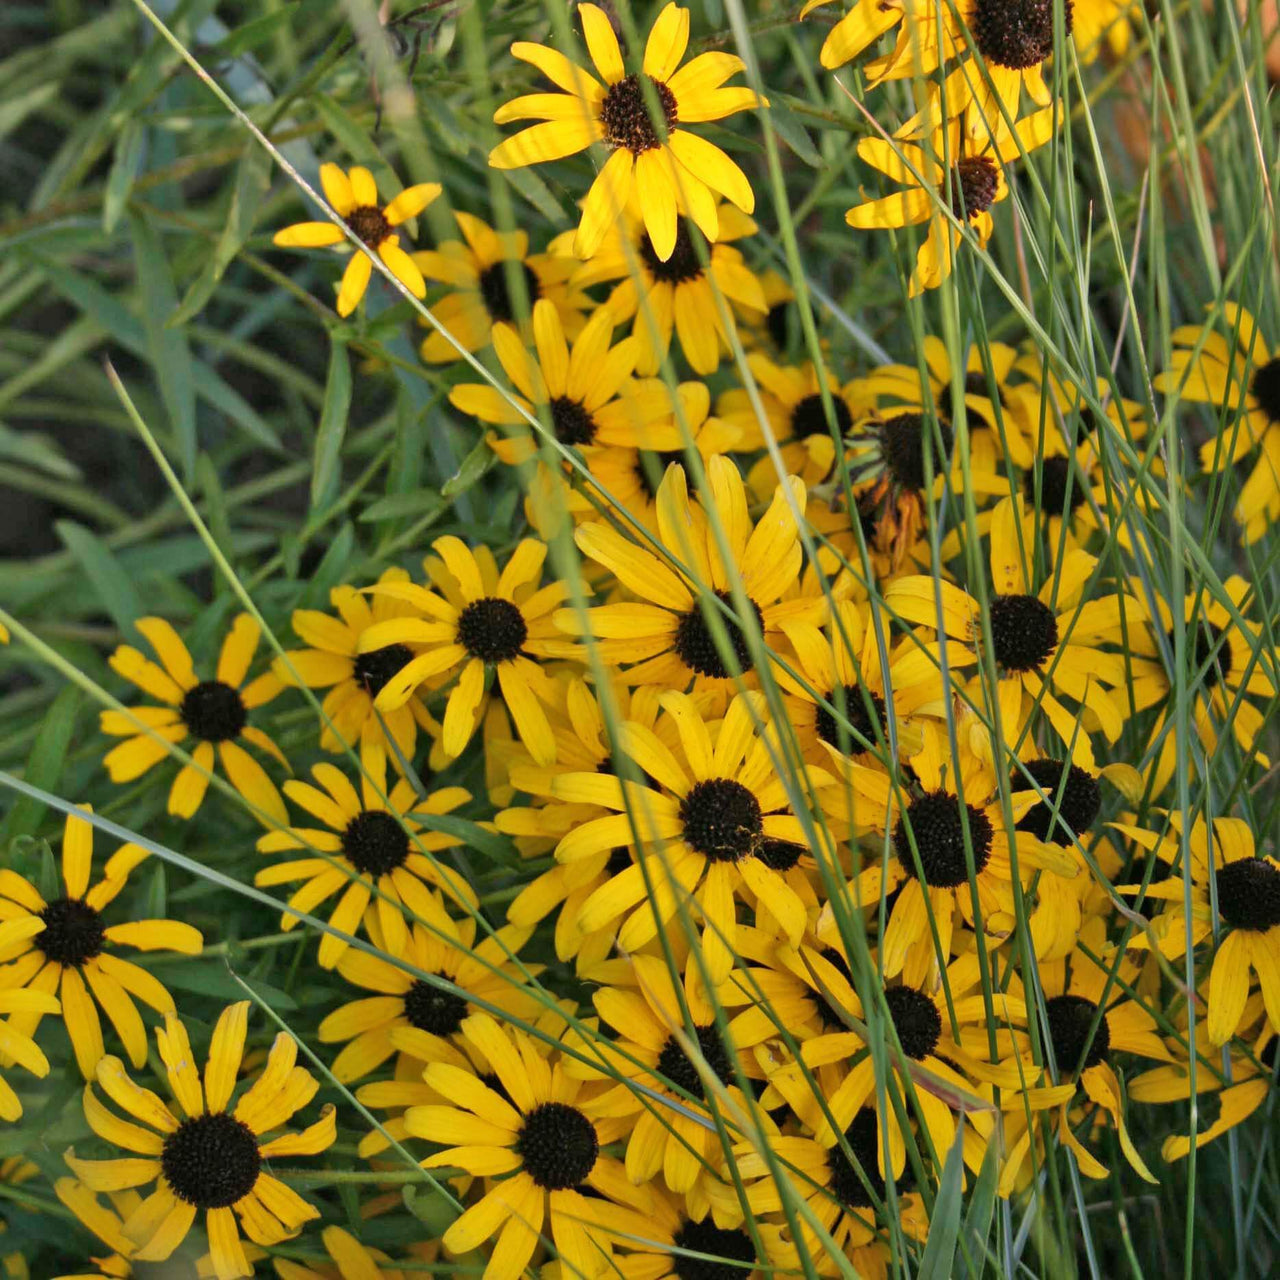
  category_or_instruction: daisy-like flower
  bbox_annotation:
[356,535,573,766]
[318,912,537,1085]
[558,458,819,697]
[449,300,670,465]
[414,211,590,362]
[404,1012,650,1280]
[581,381,743,535]
[565,197,766,375]
[1109,811,1280,1044]
[886,495,1137,769]
[54,1179,266,1279]
[101,614,288,825]
[64,1002,336,1280]
[717,354,877,482]
[1123,574,1277,798]
[548,690,825,984]
[1004,917,1172,1186]
[489,3,762,262]
[254,742,475,968]
[1154,303,1280,543]
[0,806,202,1080]
[845,108,1057,296]
[567,953,796,1202]
[272,163,441,317]
[799,0,911,71]
[274,570,437,764]
[836,726,1076,985]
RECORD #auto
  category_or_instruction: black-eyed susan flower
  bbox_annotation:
[272,163,440,317]
[565,197,766,375]
[404,1012,650,1280]
[64,1002,335,1280]
[1109,811,1280,1045]
[414,211,591,362]
[0,806,201,1080]
[318,911,538,1085]
[799,0,905,72]
[1154,303,1280,544]
[254,742,475,968]
[274,571,435,764]
[355,535,572,766]
[1123,575,1277,798]
[558,459,819,698]
[548,690,825,984]
[449,300,670,464]
[886,496,1137,769]
[101,614,288,825]
[845,108,1056,296]
[490,3,761,262]
[0,939,60,1120]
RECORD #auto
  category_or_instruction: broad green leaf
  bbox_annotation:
[918,1122,967,1280]
[0,422,79,479]
[441,435,495,497]
[56,519,143,638]
[768,97,822,168]
[129,213,197,479]
[0,81,59,142]
[0,685,79,842]
[961,1135,1000,1277]
[359,487,447,522]
[103,121,145,234]
[312,334,352,508]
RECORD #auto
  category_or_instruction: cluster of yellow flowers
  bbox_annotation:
[2,4,1277,1280]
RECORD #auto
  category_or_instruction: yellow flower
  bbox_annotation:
[1153,302,1280,544]
[273,163,440,317]
[557,459,819,698]
[845,108,1057,295]
[0,806,201,1080]
[274,569,433,765]
[63,1002,336,1280]
[564,196,766,375]
[448,299,671,465]
[101,614,288,825]
[404,1012,650,1280]
[490,3,762,262]
[0,932,60,1121]
[254,742,475,968]
[355,536,572,766]
[413,211,590,362]
[1073,0,1142,62]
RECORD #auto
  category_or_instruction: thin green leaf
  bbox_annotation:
[0,686,79,843]
[918,1122,967,1280]
[312,333,352,508]
[55,519,143,638]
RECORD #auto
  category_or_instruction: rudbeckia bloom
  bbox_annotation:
[273,163,441,317]
[1153,303,1280,544]
[356,535,571,766]
[886,496,1136,769]
[448,300,670,464]
[565,197,766,375]
[1123,574,1276,797]
[548,690,825,983]
[404,1012,649,1280]
[845,108,1056,295]
[254,743,475,968]
[1109,811,1280,1044]
[101,614,288,825]
[490,3,761,262]
[0,806,202,1079]
[274,570,435,765]
[413,211,590,362]
[64,1002,336,1280]
[318,912,537,1085]
[558,459,819,697]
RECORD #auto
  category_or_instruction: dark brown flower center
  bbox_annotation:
[1026,455,1087,514]
[937,372,995,429]
[756,838,803,871]
[791,392,853,440]
[883,985,942,1060]
[403,979,469,1035]
[680,777,762,863]
[517,1101,599,1189]
[38,897,105,967]
[656,1024,734,1100]
[895,790,994,887]
[634,449,687,499]
[1215,857,1280,932]
[162,1112,261,1209]
[1015,758,1101,847]
[477,260,542,324]
[354,644,413,698]
[1045,992,1109,1072]
[881,413,954,491]
[947,156,999,221]
[180,680,247,742]
[342,810,410,876]
[671,1218,756,1279]
[550,395,598,446]
[971,0,1070,69]
[989,594,1058,671]
[346,205,391,248]
[673,590,763,679]
[457,597,527,663]
[827,1107,896,1209]
[1166,620,1231,688]
[815,683,885,752]
[1252,356,1280,424]
[640,221,704,283]
[599,73,678,153]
